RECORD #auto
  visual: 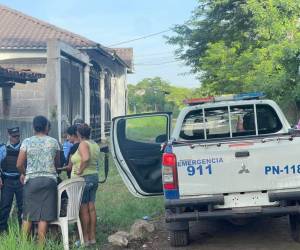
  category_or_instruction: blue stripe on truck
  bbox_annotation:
[164,189,179,199]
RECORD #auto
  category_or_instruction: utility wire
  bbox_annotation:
[107,29,171,47]
[107,20,194,47]
[134,51,174,58]
[135,56,177,63]
[135,60,179,66]
[135,54,174,60]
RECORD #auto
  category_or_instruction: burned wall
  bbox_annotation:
[0,58,47,121]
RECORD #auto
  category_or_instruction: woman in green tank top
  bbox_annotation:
[71,123,100,246]
[71,140,99,177]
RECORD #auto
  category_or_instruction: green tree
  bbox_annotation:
[128,77,193,116]
[128,77,170,112]
[168,0,300,119]
[127,84,144,113]
[165,86,193,116]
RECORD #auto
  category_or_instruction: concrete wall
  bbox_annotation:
[114,70,127,117]
[0,44,128,141]
[46,40,90,142]
[0,56,48,120]
[0,50,46,61]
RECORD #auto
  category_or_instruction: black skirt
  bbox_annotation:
[23,177,57,222]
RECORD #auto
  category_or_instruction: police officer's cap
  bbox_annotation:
[8,127,20,135]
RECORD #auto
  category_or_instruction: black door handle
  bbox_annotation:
[235,151,250,157]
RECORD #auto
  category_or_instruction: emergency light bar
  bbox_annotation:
[183,96,214,105]
[183,92,265,105]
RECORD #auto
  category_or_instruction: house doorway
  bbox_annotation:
[60,56,85,136]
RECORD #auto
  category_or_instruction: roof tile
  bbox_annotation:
[0,4,133,69]
[0,5,96,48]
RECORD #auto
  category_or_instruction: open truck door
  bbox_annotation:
[111,112,172,197]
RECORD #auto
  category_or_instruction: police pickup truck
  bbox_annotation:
[111,92,300,246]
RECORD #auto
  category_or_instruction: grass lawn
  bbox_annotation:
[0,152,164,250]
[126,115,168,142]
[95,153,164,246]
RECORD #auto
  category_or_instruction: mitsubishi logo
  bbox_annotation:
[239,163,250,174]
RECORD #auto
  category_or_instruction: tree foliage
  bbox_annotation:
[168,0,300,116]
[128,77,193,116]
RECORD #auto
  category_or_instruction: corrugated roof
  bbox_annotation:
[0,4,133,70]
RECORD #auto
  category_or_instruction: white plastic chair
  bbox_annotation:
[50,177,86,250]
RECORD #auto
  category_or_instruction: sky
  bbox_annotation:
[0,0,199,88]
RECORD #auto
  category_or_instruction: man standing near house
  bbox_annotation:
[0,127,23,232]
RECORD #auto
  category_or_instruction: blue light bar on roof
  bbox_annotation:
[233,92,265,100]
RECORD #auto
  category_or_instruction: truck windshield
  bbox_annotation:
[179,104,283,141]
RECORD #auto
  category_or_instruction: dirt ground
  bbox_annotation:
[102,216,300,250]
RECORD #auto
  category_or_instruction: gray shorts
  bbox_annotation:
[82,174,99,204]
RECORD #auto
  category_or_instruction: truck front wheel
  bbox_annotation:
[289,214,300,242]
[170,230,189,247]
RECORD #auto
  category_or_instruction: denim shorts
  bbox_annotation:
[81,174,99,204]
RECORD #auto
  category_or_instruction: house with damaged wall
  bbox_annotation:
[0,5,133,142]
[0,66,46,139]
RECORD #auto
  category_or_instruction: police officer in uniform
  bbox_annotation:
[0,127,24,231]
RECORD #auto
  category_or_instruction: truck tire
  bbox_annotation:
[289,214,300,242]
[170,230,189,247]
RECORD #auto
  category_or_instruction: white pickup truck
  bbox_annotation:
[111,92,300,246]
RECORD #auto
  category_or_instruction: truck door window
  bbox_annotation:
[256,104,282,134]
[205,107,230,139]
[179,109,205,140]
[126,116,168,143]
[230,105,256,137]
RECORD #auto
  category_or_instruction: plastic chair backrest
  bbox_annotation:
[57,178,85,221]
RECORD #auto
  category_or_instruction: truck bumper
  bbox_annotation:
[166,205,300,222]
[268,190,300,202]
[165,195,224,209]
[165,190,300,223]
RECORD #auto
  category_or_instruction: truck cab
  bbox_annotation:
[111,93,300,246]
